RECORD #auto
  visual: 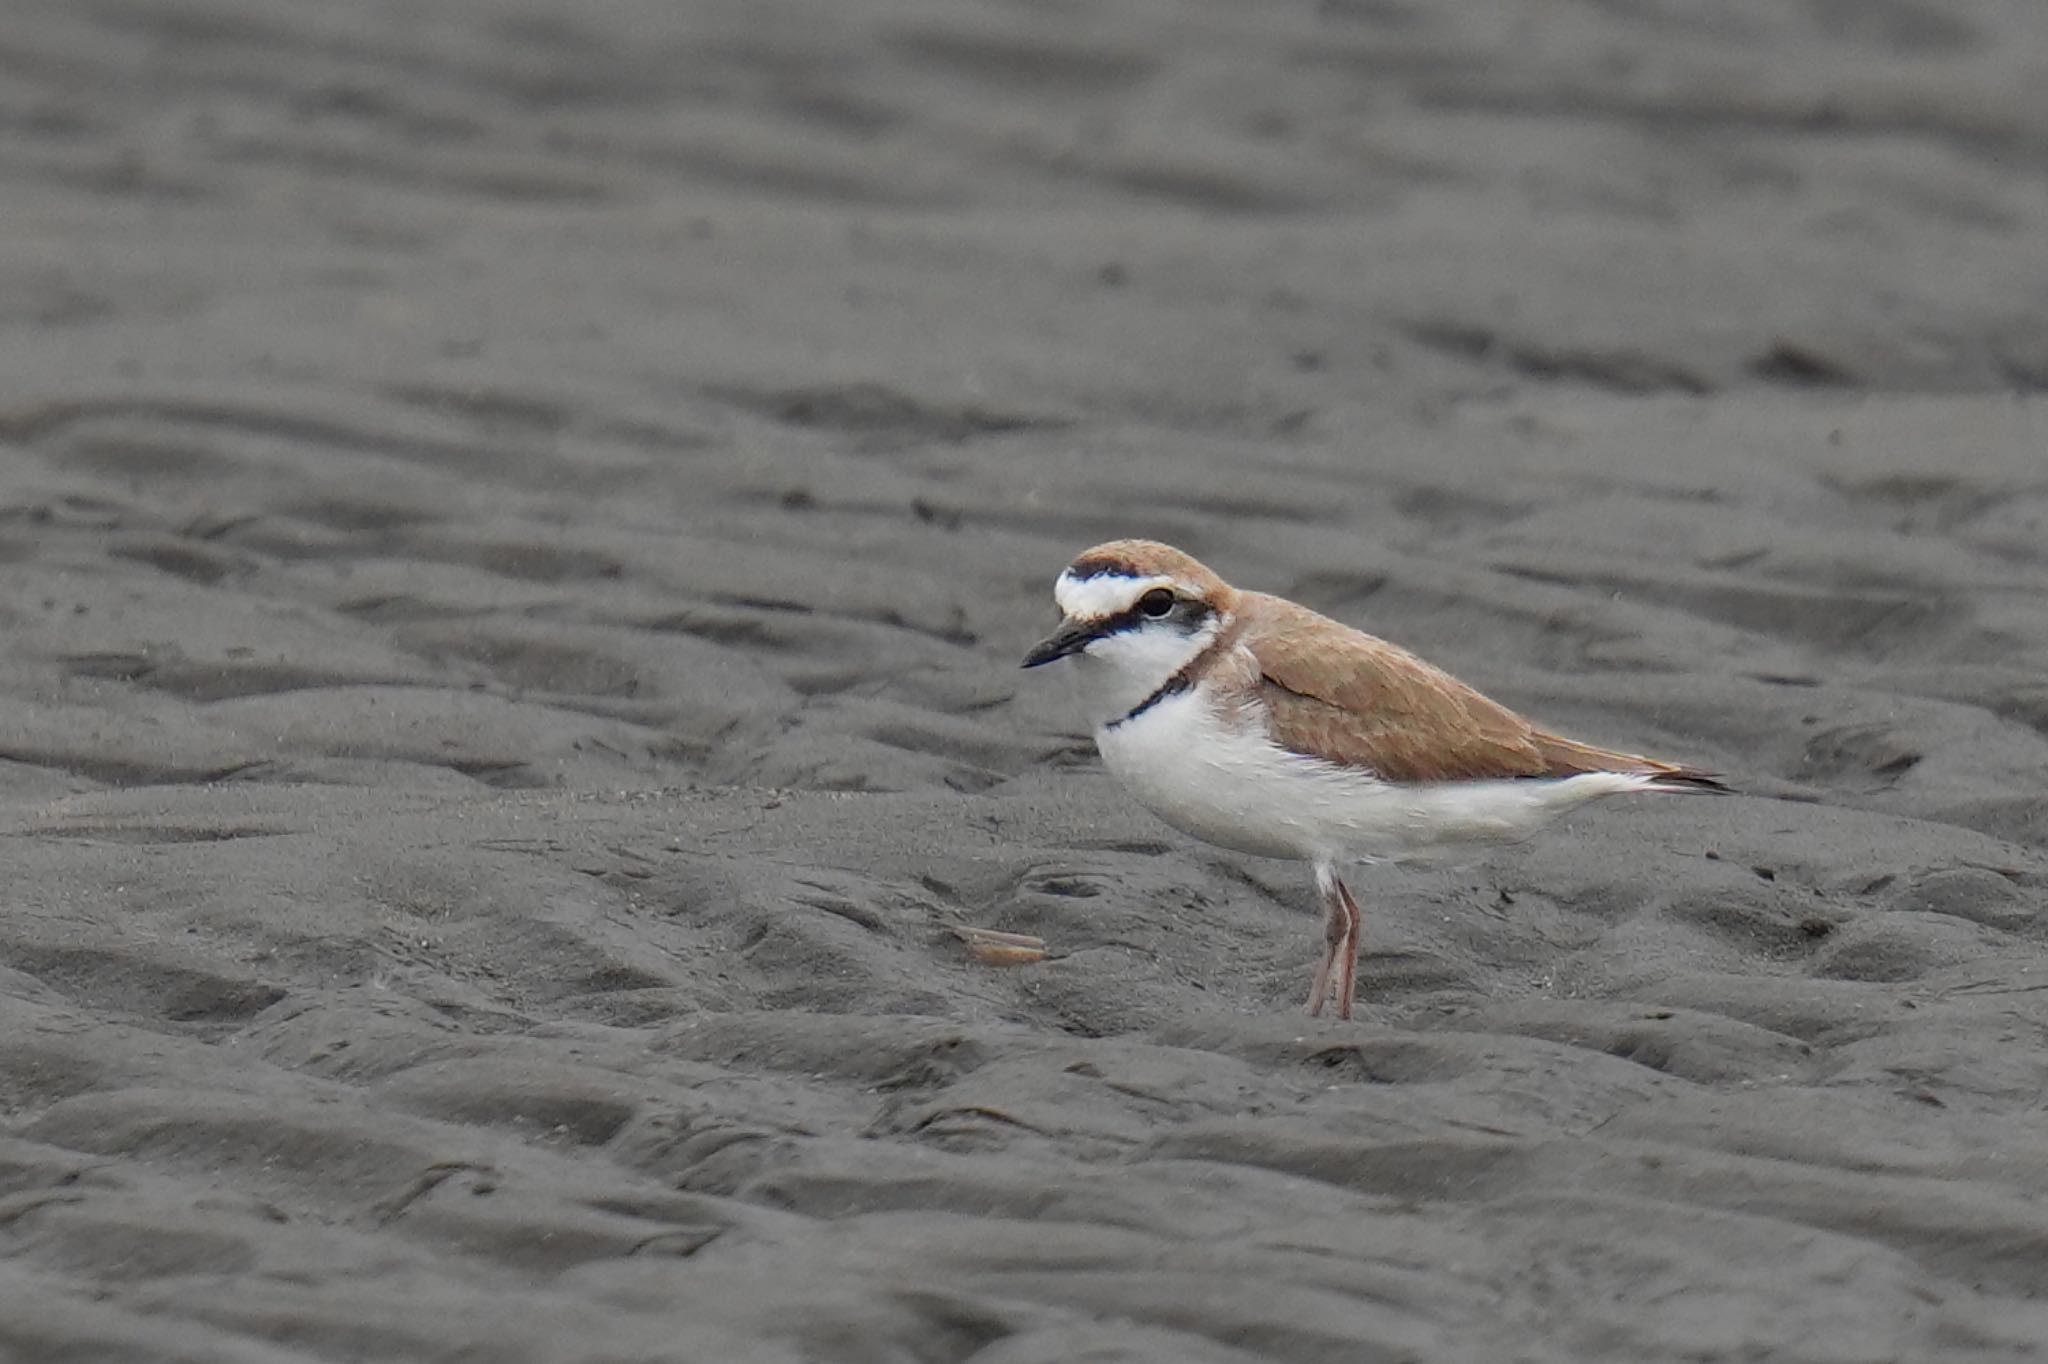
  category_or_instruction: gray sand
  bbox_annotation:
[4,1,2048,1360]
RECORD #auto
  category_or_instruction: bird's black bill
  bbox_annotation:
[1021,618,1100,668]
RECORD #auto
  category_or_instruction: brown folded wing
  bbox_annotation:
[1241,593,1713,786]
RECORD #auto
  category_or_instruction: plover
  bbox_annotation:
[1023,539,1728,1019]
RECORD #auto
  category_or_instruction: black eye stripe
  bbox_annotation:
[1085,594,1210,642]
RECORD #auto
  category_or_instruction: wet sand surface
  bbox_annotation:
[5,1,2048,1359]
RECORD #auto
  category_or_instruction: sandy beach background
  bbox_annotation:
[5,1,2048,1359]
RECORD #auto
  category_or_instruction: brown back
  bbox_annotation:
[1240,593,1711,785]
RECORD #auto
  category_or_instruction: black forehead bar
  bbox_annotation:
[1066,556,1142,581]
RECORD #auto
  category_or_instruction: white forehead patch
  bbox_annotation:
[1054,570,1173,620]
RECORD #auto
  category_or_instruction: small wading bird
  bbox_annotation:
[1023,540,1729,1020]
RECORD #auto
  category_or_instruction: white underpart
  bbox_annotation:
[1054,570,1172,620]
[1094,688,1657,863]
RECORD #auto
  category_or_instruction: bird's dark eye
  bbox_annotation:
[1138,588,1175,618]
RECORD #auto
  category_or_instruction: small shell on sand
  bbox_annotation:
[949,926,1049,966]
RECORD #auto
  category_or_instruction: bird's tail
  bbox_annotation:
[1535,733,1734,795]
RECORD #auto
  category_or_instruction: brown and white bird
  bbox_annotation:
[1022,539,1728,1021]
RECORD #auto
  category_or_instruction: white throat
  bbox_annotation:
[1069,615,1219,730]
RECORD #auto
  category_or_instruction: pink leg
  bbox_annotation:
[1303,861,1354,1017]
[1331,875,1363,1020]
